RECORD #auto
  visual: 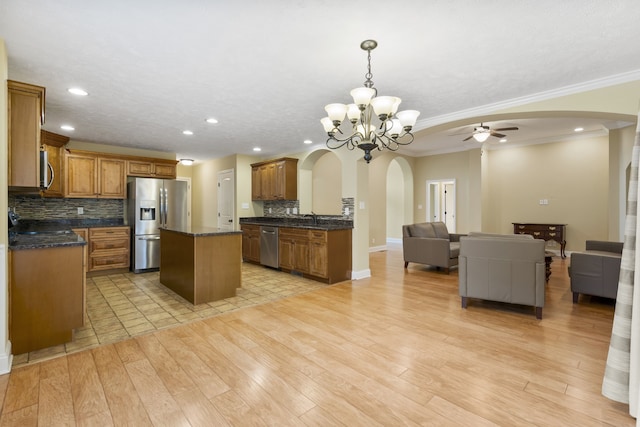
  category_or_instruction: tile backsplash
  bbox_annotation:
[263,197,354,220]
[9,195,124,220]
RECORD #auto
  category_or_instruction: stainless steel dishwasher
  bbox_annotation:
[259,226,279,268]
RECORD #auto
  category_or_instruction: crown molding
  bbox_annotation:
[415,69,640,130]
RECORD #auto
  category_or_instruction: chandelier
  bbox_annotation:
[321,40,420,163]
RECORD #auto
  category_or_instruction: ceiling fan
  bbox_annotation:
[463,123,519,142]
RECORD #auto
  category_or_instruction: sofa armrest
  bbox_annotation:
[449,233,467,243]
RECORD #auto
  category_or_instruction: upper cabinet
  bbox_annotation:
[41,130,70,198]
[127,159,177,179]
[251,157,297,201]
[8,80,45,189]
[64,150,126,199]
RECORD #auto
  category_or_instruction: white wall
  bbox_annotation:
[1,38,12,372]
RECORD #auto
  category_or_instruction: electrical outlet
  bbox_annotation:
[77,207,84,215]
[292,207,298,214]
[344,207,350,215]
[286,208,290,214]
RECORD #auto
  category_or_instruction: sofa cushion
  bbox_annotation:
[410,223,436,238]
[432,222,450,239]
[450,242,460,258]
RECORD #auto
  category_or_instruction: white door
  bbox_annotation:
[426,179,456,233]
[217,169,235,230]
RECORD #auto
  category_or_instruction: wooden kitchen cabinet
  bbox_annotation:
[241,224,261,263]
[308,229,352,283]
[88,227,130,272]
[8,80,45,189]
[64,150,126,198]
[41,130,69,197]
[10,245,84,354]
[279,227,309,273]
[251,157,297,200]
[127,159,177,178]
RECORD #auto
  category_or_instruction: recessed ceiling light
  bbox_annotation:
[205,118,218,124]
[303,139,313,144]
[179,159,194,166]
[253,147,262,152]
[183,130,194,135]
[60,125,75,131]
[68,88,88,96]
[499,138,507,143]
[574,127,584,132]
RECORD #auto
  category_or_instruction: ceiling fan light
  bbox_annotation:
[473,132,490,143]
[350,87,376,107]
[396,110,420,128]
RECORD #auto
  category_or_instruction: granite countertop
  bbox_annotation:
[8,218,125,251]
[239,216,353,231]
[160,226,242,237]
[9,233,87,251]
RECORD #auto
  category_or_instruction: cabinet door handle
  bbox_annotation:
[533,232,541,236]
[549,226,556,230]
[549,232,556,237]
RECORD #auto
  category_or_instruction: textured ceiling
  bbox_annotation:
[2,1,640,162]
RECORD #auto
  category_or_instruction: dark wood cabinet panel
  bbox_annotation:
[513,223,566,258]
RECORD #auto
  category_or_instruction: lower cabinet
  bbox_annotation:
[88,227,130,272]
[279,228,310,273]
[279,227,352,283]
[241,224,261,263]
[10,245,84,354]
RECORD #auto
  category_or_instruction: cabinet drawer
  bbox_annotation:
[309,230,327,242]
[90,227,130,239]
[89,253,130,271]
[279,227,309,238]
[90,238,129,252]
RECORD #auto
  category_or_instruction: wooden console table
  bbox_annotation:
[513,223,567,258]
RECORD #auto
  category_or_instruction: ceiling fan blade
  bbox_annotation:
[490,132,506,138]
[463,135,474,141]
[494,127,519,131]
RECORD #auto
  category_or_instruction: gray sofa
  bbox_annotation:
[402,222,465,273]
[569,240,623,303]
[458,232,546,319]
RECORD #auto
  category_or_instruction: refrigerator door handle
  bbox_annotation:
[164,188,168,226]
[159,188,164,226]
[138,236,161,240]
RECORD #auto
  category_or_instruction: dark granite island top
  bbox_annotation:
[159,225,242,237]
[239,216,353,230]
[159,227,241,304]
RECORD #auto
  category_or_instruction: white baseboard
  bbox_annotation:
[386,238,402,244]
[0,341,13,374]
[369,245,387,253]
[351,269,371,280]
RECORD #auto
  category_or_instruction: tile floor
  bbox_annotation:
[12,262,326,367]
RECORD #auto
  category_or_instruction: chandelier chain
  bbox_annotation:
[364,49,374,89]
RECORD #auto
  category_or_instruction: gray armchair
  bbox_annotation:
[402,222,465,273]
[458,233,546,319]
[569,240,623,303]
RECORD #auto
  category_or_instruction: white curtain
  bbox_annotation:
[602,115,640,423]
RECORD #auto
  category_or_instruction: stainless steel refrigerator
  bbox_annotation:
[127,177,188,273]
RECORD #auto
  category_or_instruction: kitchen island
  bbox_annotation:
[160,226,242,305]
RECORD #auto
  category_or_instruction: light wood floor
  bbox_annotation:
[0,246,633,426]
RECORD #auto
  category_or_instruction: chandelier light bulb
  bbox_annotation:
[346,104,360,123]
[320,117,334,133]
[350,87,376,107]
[396,110,420,129]
[324,103,347,125]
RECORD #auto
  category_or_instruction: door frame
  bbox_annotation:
[426,179,456,233]
[217,169,235,231]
